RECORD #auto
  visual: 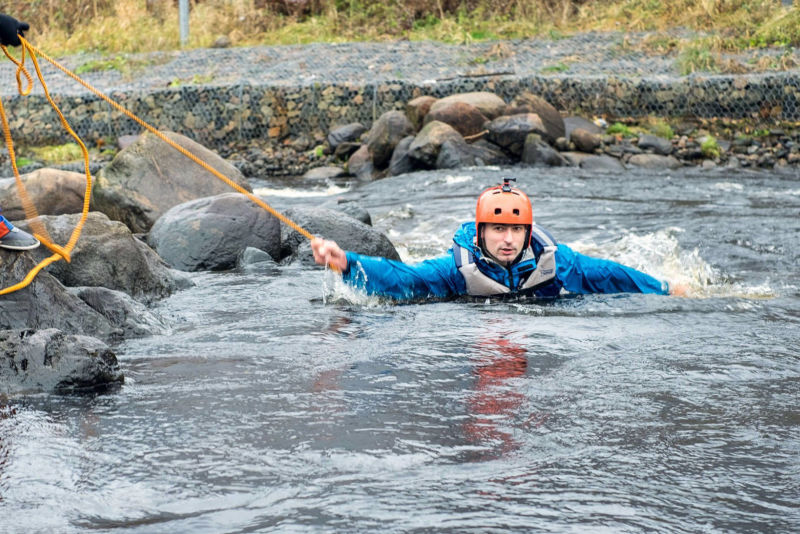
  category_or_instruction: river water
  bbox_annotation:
[2,166,799,533]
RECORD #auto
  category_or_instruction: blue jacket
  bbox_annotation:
[342,222,669,300]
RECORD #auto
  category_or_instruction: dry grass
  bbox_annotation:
[2,0,796,56]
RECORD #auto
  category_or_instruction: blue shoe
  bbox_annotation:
[0,226,41,250]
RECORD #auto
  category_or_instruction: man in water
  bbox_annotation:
[0,13,40,251]
[311,178,687,299]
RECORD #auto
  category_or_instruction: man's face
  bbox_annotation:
[481,223,528,266]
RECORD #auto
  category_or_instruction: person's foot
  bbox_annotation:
[0,226,40,250]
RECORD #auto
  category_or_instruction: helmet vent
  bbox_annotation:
[513,209,520,215]
[494,208,502,215]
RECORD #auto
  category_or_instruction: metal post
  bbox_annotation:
[179,0,190,48]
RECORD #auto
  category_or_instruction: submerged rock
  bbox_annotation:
[388,135,416,176]
[0,249,118,340]
[149,192,282,272]
[0,329,123,395]
[68,286,169,338]
[521,134,568,166]
[93,130,252,233]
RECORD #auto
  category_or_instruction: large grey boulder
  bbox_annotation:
[0,329,123,395]
[0,168,87,220]
[19,212,184,301]
[408,121,463,168]
[485,113,547,156]
[522,134,568,166]
[68,286,169,338]
[430,92,506,120]
[92,130,252,233]
[366,111,415,169]
[149,192,282,272]
[424,101,488,138]
[436,138,512,169]
[508,93,565,143]
[0,250,117,339]
[279,207,400,264]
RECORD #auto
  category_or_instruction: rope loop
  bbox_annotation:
[1,37,316,296]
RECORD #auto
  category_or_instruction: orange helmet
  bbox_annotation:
[475,178,533,257]
[475,178,533,228]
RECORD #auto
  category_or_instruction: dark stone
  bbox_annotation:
[521,134,568,166]
[0,168,86,221]
[485,113,547,156]
[424,101,488,138]
[570,128,602,153]
[0,250,118,340]
[509,92,565,143]
[19,212,184,302]
[388,135,416,176]
[470,140,514,165]
[279,207,400,264]
[334,141,362,160]
[0,329,123,395]
[148,192,282,272]
[638,134,674,155]
[93,131,252,233]
[327,122,367,149]
[436,138,477,169]
[68,286,168,338]
[408,121,463,168]
[366,111,415,169]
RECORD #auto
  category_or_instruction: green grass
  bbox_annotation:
[22,0,797,58]
[700,135,721,158]
[607,122,636,137]
[30,143,84,164]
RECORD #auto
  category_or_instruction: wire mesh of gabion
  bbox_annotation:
[1,33,798,148]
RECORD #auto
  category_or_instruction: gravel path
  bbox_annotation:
[2,32,797,97]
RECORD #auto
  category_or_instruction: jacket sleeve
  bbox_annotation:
[554,244,669,295]
[341,251,467,300]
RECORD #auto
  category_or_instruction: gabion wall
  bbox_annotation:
[1,35,798,148]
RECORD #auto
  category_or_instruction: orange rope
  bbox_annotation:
[1,37,320,296]
[21,38,315,242]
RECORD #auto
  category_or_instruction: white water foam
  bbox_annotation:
[570,228,775,299]
[253,184,349,198]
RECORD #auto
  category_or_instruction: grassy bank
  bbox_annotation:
[4,0,798,67]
